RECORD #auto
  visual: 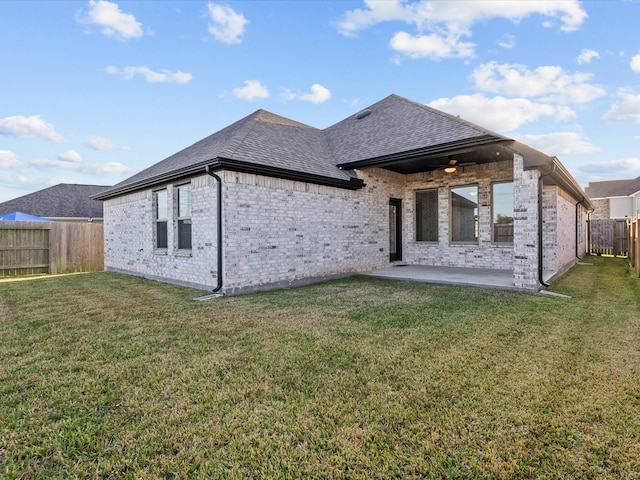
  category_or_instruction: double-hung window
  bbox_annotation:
[492,182,514,243]
[176,184,192,250]
[415,189,438,242]
[451,185,478,243]
[154,190,168,249]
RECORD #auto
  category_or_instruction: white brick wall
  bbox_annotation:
[221,169,401,294]
[542,185,588,282]
[512,154,540,290]
[104,176,221,290]
[103,155,584,294]
[402,160,515,270]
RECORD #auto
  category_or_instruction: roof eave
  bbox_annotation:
[336,135,505,170]
[93,158,365,200]
[548,157,594,210]
[92,161,214,200]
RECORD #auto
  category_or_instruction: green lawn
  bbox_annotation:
[1,257,639,479]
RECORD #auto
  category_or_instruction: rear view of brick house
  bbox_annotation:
[94,94,592,294]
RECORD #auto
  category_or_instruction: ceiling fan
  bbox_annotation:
[439,158,475,173]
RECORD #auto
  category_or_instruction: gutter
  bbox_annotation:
[94,158,364,201]
[538,163,556,288]
[205,165,223,293]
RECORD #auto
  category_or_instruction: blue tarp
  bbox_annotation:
[0,211,52,222]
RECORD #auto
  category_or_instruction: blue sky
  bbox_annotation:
[1,0,639,203]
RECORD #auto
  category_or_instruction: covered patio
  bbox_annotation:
[362,264,517,291]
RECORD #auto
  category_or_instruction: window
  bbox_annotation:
[415,190,438,241]
[154,190,168,249]
[176,184,192,250]
[492,182,514,243]
[451,185,478,243]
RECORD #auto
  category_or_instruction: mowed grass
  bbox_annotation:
[1,257,639,479]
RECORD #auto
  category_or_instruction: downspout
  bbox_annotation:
[538,163,556,287]
[575,197,584,259]
[205,165,223,293]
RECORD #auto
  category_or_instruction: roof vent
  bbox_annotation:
[355,109,372,120]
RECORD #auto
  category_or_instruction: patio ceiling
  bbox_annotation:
[378,142,516,175]
[337,138,516,175]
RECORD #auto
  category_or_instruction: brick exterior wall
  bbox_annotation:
[402,160,515,270]
[221,169,402,294]
[542,185,589,282]
[102,155,584,294]
[589,198,610,220]
[103,175,220,290]
[512,154,540,290]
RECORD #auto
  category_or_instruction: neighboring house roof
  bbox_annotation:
[0,184,109,218]
[94,94,590,209]
[584,176,640,199]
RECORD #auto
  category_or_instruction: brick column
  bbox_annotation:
[512,154,540,291]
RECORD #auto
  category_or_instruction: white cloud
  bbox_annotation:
[631,53,640,73]
[0,150,21,169]
[30,158,136,176]
[85,135,130,151]
[280,89,297,102]
[77,0,144,41]
[106,66,192,84]
[336,0,586,58]
[602,93,640,123]
[207,3,249,44]
[428,94,574,132]
[30,159,80,170]
[515,132,599,156]
[0,115,65,143]
[389,31,475,60]
[472,62,605,104]
[232,80,269,100]
[578,157,640,177]
[80,162,137,175]
[57,150,82,163]
[299,84,332,104]
[498,34,515,49]
[577,48,599,64]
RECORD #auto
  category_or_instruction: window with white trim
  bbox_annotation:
[154,189,168,249]
[176,184,192,250]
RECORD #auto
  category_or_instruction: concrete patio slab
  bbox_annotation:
[362,264,517,290]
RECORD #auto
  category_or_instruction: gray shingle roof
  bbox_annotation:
[325,94,506,164]
[107,110,349,195]
[0,184,109,218]
[584,176,640,198]
[93,94,521,200]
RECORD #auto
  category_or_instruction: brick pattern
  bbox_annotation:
[103,176,220,290]
[512,154,540,290]
[542,185,589,281]
[589,198,610,220]
[103,155,585,294]
[221,169,402,294]
[402,160,515,270]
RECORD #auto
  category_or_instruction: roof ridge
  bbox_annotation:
[218,110,265,158]
[220,109,316,159]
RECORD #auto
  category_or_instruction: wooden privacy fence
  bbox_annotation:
[0,221,104,278]
[629,215,640,277]
[589,219,628,257]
